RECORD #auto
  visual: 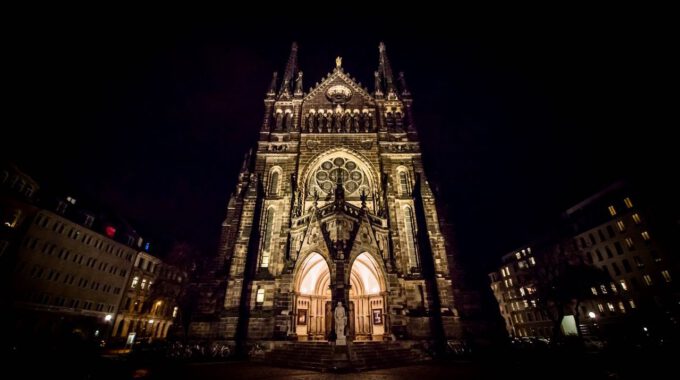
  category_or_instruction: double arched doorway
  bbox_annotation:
[293,252,386,341]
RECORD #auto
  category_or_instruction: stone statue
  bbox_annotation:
[295,71,303,94]
[334,301,347,338]
[336,56,342,68]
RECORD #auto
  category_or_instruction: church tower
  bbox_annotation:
[191,43,462,346]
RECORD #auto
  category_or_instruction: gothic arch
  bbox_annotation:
[348,251,388,294]
[396,166,411,196]
[293,250,335,293]
[267,166,282,196]
[260,206,277,268]
[299,147,379,197]
[401,205,419,271]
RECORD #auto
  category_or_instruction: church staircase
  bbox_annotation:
[265,341,430,372]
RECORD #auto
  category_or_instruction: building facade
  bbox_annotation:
[0,163,168,346]
[112,251,187,343]
[191,43,462,344]
[489,181,679,341]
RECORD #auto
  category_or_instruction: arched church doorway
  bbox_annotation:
[293,252,386,341]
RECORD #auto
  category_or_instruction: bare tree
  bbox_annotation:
[531,238,610,343]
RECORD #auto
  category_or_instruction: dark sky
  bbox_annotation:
[5,15,674,283]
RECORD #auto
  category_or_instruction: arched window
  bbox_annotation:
[284,112,293,130]
[399,170,410,196]
[269,170,280,196]
[403,206,419,271]
[261,209,275,268]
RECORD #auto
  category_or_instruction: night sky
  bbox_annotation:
[6,15,673,284]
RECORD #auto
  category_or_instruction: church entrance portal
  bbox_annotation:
[294,252,386,341]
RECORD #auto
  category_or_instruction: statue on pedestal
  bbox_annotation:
[334,301,347,345]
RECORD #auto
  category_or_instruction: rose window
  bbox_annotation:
[309,157,367,196]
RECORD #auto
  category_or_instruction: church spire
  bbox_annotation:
[379,42,397,98]
[279,42,298,98]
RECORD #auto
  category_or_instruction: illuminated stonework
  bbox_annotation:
[191,43,462,345]
[309,156,368,197]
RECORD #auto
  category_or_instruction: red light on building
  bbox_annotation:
[105,226,116,238]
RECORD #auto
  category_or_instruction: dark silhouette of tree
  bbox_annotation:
[162,241,203,341]
[531,239,610,343]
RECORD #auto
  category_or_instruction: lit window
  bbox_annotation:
[616,220,625,232]
[625,237,634,248]
[131,277,139,288]
[628,299,636,309]
[523,300,529,308]
[619,279,628,291]
[643,275,652,286]
[105,226,116,238]
[520,287,526,296]
[607,303,615,312]
[608,205,617,216]
[661,270,672,283]
[600,284,608,294]
[529,257,536,266]
[141,279,147,289]
[632,213,641,224]
[173,306,178,318]
[399,171,410,196]
[5,209,22,228]
[624,197,633,208]
[507,278,513,286]
[641,231,650,241]
[634,256,644,268]
[610,283,618,293]
[515,252,522,260]
[256,288,265,303]
[618,302,626,313]
[597,304,604,312]
[591,287,598,295]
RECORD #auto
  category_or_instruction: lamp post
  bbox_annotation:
[588,311,599,337]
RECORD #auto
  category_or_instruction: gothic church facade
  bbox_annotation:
[191,43,462,343]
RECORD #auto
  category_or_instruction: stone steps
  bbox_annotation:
[266,341,430,371]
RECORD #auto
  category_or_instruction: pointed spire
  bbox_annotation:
[379,42,397,97]
[398,71,411,97]
[373,70,383,97]
[279,42,298,97]
[267,72,278,97]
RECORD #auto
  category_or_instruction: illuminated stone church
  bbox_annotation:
[191,43,462,346]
